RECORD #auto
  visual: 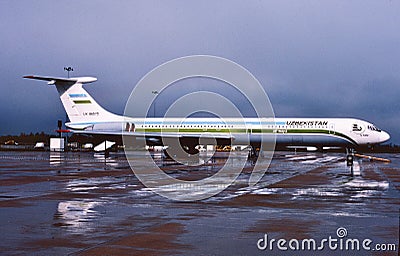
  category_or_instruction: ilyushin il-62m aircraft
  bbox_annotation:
[24,75,390,156]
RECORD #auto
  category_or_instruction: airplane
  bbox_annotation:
[23,75,390,156]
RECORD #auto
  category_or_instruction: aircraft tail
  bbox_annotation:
[24,75,120,124]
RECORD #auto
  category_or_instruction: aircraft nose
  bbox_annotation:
[380,131,390,143]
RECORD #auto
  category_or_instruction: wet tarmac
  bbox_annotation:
[0,151,399,255]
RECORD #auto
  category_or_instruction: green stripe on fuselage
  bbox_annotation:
[73,100,92,104]
[134,127,356,144]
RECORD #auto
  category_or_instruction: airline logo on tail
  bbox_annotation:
[69,94,91,104]
[69,94,87,98]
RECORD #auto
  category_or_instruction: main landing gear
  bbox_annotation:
[249,143,261,159]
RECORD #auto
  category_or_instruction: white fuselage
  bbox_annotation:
[66,117,390,146]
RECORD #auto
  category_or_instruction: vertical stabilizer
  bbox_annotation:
[24,75,121,123]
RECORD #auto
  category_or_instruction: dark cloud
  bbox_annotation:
[0,1,399,143]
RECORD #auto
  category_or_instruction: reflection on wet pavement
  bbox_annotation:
[0,151,398,255]
[54,200,102,231]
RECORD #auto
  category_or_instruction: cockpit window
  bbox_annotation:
[367,125,381,132]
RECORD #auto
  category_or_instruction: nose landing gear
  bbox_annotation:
[346,148,355,176]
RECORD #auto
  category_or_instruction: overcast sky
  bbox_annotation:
[1,1,399,143]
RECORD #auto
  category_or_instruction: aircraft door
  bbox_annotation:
[247,125,252,134]
[329,123,335,135]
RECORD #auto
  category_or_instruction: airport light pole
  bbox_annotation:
[63,66,73,150]
[152,90,159,117]
[64,67,73,78]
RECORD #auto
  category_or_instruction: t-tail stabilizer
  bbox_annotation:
[23,75,121,124]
